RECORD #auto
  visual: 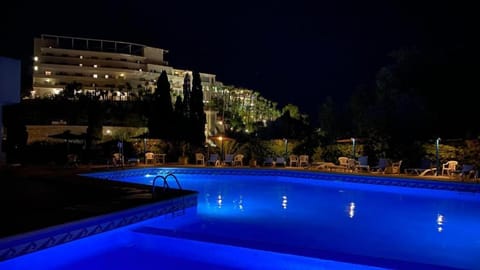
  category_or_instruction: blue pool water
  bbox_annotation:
[2,168,480,269]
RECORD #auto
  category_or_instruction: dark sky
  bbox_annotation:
[0,0,475,122]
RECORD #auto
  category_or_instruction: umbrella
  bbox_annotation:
[208,135,234,158]
[48,130,85,141]
[336,138,366,159]
[130,132,150,154]
[48,130,85,153]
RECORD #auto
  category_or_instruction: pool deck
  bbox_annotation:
[0,163,195,239]
[1,162,477,239]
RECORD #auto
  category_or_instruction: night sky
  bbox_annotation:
[0,0,475,122]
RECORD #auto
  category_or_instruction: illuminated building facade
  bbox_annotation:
[32,34,221,102]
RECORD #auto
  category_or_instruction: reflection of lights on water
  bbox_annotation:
[217,194,223,208]
[348,202,355,218]
[437,213,445,233]
[437,214,444,225]
[237,195,244,211]
[282,195,288,209]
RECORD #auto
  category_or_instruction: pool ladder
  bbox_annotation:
[152,172,182,194]
[152,172,186,217]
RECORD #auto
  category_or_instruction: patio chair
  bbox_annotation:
[391,160,402,174]
[145,152,155,164]
[442,160,458,176]
[207,153,220,166]
[223,154,234,166]
[112,153,124,167]
[233,154,244,166]
[299,155,309,167]
[289,155,299,167]
[338,157,349,170]
[195,153,205,165]
[65,154,79,168]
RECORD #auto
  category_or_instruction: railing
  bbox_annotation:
[152,172,182,198]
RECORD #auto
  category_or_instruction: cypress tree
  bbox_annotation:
[148,70,174,140]
[189,71,206,146]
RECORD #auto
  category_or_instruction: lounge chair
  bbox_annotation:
[371,158,389,173]
[263,157,274,166]
[274,157,286,167]
[223,154,234,166]
[405,159,433,175]
[458,164,476,181]
[355,156,370,172]
[207,153,220,166]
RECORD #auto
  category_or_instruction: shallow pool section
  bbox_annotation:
[2,168,480,269]
[1,212,384,270]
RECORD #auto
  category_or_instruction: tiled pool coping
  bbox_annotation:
[0,193,197,262]
[89,167,480,193]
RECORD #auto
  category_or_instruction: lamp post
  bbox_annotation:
[435,137,441,176]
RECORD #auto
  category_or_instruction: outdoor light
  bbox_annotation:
[34,56,38,62]
[34,65,38,71]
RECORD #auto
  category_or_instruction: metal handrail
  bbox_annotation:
[151,172,182,197]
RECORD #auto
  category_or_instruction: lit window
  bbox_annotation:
[93,64,98,68]
[104,74,109,79]
[45,71,51,76]
[120,73,125,77]
[45,79,50,82]
[34,66,38,71]
[93,74,98,78]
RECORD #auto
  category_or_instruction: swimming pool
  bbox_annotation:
[2,168,479,269]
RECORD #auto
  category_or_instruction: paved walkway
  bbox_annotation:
[0,164,192,238]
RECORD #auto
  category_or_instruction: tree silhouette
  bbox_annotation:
[188,71,206,147]
[148,70,174,140]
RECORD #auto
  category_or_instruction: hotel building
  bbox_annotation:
[30,34,279,137]
[32,34,221,102]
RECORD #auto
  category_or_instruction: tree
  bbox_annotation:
[148,71,174,140]
[188,71,206,147]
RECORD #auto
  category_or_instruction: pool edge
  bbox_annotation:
[0,193,197,262]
